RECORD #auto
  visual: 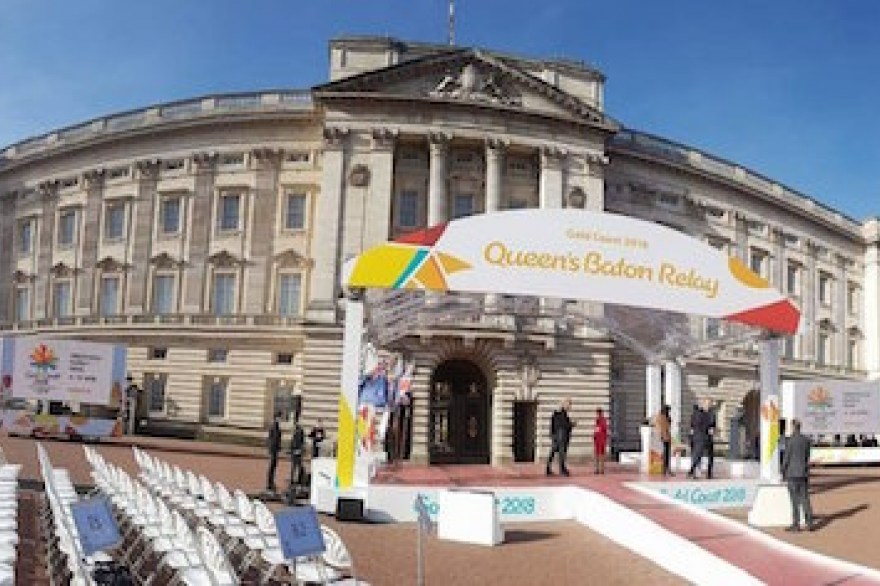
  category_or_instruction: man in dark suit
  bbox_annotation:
[706,401,717,480]
[265,412,282,493]
[687,400,712,479]
[782,419,814,532]
[547,398,575,476]
[287,418,306,505]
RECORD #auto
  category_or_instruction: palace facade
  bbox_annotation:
[1,36,876,463]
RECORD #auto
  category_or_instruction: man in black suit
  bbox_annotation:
[782,419,814,532]
[687,400,712,479]
[547,398,575,476]
[265,412,282,493]
[706,401,717,479]
[287,418,306,505]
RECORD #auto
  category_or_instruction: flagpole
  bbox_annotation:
[448,0,455,46]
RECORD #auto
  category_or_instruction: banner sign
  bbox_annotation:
[342,210,800,335]
[71,497,121,556]
[629,480,760,510]
[274,506,325,560]
[0,410,123,438]
[8,337,126,405]
[781,380,880,435]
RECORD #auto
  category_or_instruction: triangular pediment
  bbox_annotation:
[314,49,618,130]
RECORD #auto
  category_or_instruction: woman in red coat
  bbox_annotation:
[594,408,609,474]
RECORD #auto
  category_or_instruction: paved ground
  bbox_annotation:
[723,466,880,571]
[1,435,684,585]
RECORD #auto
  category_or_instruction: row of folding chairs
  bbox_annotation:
[128,446,359,585]
[37,443,112,585]
[0,448,20,586]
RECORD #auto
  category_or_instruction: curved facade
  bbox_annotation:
[1,36,876,462]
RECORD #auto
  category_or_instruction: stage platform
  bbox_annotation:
[321,461,880,586]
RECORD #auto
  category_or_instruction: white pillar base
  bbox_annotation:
[747,483,795,527]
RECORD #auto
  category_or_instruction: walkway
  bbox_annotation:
[375,463,880,585]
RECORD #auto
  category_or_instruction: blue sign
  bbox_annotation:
[70,497,121,556]
[414,494,433,534]
[274,506,325,560]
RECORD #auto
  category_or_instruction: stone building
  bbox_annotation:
[0,36,875,463]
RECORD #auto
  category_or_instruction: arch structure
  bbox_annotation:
[335,208,800,488]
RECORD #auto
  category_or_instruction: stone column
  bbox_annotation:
[771,227,785,290]
[734,212,749,262]
[664,360,682,442]
[539,147,565,209]
[128,162,159,313]
[835,254,847,367]
[645,363,662,420]
[863,221,880,378]
[363,129,396,246]
[803,241,818,361]
[427,132,450,226]
[307,127,348,322]
[485,138,505,213]
[78,170,104,314]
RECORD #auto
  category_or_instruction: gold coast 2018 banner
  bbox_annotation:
[343,209,800,335]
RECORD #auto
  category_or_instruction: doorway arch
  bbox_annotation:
[429,359,491,464]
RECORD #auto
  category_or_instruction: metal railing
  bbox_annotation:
[1,90,314,160]
[0,312,306,332]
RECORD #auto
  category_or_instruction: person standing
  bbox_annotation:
[265,412,282,493]
[593,407,608,474]
[309,418,326,459]
[688,400,711,479]
[547,398,575,476]
[706,401,717,480]
[287,418,306,505]
[655,405,674,477]
[783,419,815,532]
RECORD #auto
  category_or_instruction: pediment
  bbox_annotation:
[97,256,131,272]
[149,252,185,269]
[314,49,618,130]
[207,250,245,268]
[274,248,313,269]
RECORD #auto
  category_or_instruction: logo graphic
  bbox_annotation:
[346,224,472,291]
[761,398,780,462]
[807,386,833,410]
[30,343,58,373]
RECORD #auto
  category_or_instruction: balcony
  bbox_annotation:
[0,312,307,333]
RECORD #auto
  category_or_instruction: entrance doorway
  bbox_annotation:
[429,359,490,464]
[513,400,537,462]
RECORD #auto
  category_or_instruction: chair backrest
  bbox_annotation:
[215,483,235,513]
[173,466,187,491]
[200,475,217,503]
[187,471,202,498]
[252,500,277,535]
[197,525,237,585]
[320,525,353,570]
[233,490,254,523]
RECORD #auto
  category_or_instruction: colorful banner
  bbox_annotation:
[9,337,125,405]
[781,380,880,435]
[0,410,123,438]
[342,210,800,335]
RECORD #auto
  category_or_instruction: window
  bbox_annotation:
[819,273,832,305]
[817,333,830,365]
[786,262,800,296]
[206,379,227,418]
[18,220,32,254]
[398,191,419,229]
[207,348,227,363]
[272,387,299,422]
[148,376,167,413]
[15,287,29,322]
[784,233,800,247]
[217,193,241,231]
[58,209,77,246]
[212,273,236,315]
[219,153,245,167]
[152,274,175,314]
[60,177,79,190]
[749,249,767,277]
[104,202,125,241]
[453,194,475,219]
[149,347,168,360]
[275,353,294,365]
[705,207,725,219]
[706,318,721,339]
[53,281,71,318]
[99,276,120,316]
[161,197,181,235]
[284,193,307,230]
[848,283,860,315]
[162,158,185,172]
[707,375,722,389]
[285,151,310,164]
[277,273,302,317]
[108,166,130,180]
[848,339,859,370]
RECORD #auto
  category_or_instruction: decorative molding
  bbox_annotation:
[323,127,349,149]
[207,249,245,268]
[83,169,105,190]
[149,252,186,270]
[96,256,131,272]
[429,61,522,107]
[251,148,283,166]
[274,249,314,269]
[348,164,371,188]
[136,159,161,179]
[371,128,398,150]
[193,151,218,171]
[485,137,508,153]
[428,131,452,151]
[49,262,79,277]
[11,270,36,284]
[566,187,587,209]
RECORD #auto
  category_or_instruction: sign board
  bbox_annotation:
[781,380,880,435]
[71,497,121,556]
[415,494,433,534]
[343,210,800,335]
[8,337,126,405]
[629,480,760,510]
[274,506,325,560]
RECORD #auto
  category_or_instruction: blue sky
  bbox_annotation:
[2,0,878,220]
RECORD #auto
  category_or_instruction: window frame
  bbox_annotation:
[18,219,33,255]
[52,279,72,318]
[151,272,177,315]
[211,271,237,316]
[99,274,121,316]
[283,191,308,232]
[103,201,126,242]
[276,271,303,317]
[160,196,182,236]
[14,286,30,322]
[217,192,242,233]
[148,375,168,415]
[206,378,228,420]
[57,208,77,248]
